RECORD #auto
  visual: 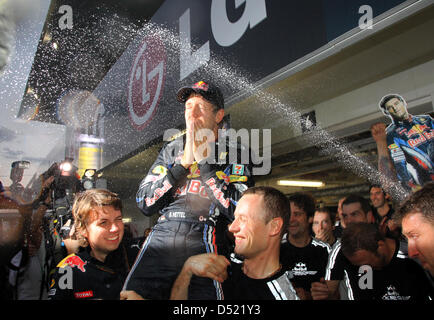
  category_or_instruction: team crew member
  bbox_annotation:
[281,193,330,299]
[395,182,434,278]
[311,195,375,300]
[312,208,337,247]
[369,184,401,239]
[340,222,433,300]
[123,81,254,300]
[169,187,299,300]
[48,189,129,300]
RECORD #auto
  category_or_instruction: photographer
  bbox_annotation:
[8,174,55,300]
[48,189,130,300]
[8,159,82,300]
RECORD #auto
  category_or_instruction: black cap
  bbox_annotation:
[177,81,224,110]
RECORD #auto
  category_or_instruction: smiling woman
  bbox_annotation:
[72,189,123,249]
[47,189,130,300]
[82,205,124,262]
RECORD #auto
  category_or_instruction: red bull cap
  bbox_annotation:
[177,80,225,110]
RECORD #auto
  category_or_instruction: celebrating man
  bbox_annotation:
[122,81,253,300]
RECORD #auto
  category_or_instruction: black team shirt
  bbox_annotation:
[280,237,330,292]
[326,239,433,300]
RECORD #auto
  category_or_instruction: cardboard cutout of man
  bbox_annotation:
[371,94,434,192]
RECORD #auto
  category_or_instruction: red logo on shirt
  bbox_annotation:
[74,290,94,299]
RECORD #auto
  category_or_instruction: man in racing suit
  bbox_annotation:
[122,81,254,300]
[372,94,433,192]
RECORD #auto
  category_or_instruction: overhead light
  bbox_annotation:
[122,218,132,223]
[277,180,325,188]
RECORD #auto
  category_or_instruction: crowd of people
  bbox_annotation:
[0,82,433,301]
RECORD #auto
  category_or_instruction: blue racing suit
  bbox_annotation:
[386,115,434,190]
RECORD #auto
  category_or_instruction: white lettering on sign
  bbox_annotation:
[179,0,267,80]
[211,0,267,47]
[179,9,210,81]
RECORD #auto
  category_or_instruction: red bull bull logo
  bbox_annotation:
[193,81,209,91]
[58,254,87,272]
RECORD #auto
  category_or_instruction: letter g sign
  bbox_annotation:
[211,0,267,47]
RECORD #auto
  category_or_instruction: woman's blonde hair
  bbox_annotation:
[72,189,122,247]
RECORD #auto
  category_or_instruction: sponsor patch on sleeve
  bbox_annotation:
[232,164,245,175]
[229,175,248,183]
[152,165,168,175]
[216,171,230,184]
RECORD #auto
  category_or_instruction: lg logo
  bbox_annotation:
[127,35,166,131]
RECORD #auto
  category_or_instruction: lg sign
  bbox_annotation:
[128,0,267,131]
[127,35,166,131]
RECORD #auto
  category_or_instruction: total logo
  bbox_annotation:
[127,34,166,131]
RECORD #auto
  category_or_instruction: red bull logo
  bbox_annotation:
[193,81,209,91]
[406,124,428,138]
[58,254,87,272]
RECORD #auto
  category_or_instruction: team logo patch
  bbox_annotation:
[291,262,318,276]
[216,171,229,184]
[193,81,209,91]
[382,285,410,300]
[188,163,200,178]
[58,254,87,272]
[74,290,94,299]
[232,164,244,175]
[152,165,168,175]
[229,175,248,183]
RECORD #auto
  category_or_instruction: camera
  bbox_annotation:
[56,207,74,239]
[41,158,82,202]
[11,160,30,170]
[40,159,82,240]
